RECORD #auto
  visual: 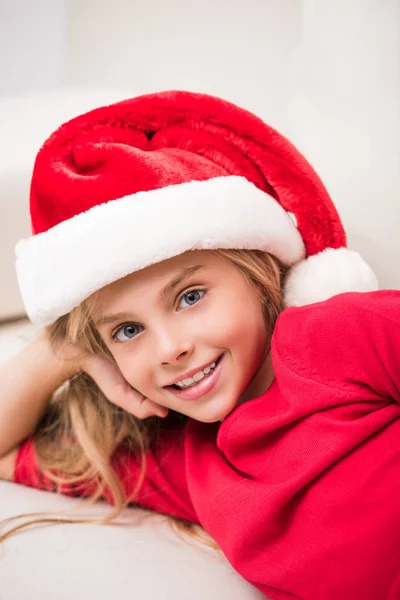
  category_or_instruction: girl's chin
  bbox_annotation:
[190,395,238,423]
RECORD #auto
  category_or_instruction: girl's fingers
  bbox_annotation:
[81,355,168,419]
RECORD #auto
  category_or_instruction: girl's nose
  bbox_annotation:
[156,326,194,366]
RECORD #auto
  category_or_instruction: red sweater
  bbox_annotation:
[14,291,400,599]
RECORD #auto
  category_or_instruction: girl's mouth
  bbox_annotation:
[164,354,224,401]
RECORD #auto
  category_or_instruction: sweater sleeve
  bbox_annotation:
[186,290,400,600]
[13,418,198,524]
[272,289,400,406]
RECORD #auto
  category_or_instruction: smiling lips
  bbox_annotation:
[174,360,219,389]
[165,356,222,388]
[164,354,224,401]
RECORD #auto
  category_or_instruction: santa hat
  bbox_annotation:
[15,90,378,326]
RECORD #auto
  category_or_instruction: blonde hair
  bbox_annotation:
[0,249,287,550]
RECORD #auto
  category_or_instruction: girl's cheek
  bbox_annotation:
[205,309,242,342]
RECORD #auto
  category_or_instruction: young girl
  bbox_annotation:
[1,90,399,600]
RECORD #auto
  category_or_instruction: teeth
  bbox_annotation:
[175,360,218,389]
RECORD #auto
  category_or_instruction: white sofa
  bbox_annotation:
[0,90,266,600]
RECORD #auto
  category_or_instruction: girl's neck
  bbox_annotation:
[237,349,275,407]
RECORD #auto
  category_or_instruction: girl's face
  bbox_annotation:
[92,250,273,423]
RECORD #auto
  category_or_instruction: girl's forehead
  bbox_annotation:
[89,250,236,323]
[94,250,226,300]
[126,250,218,284]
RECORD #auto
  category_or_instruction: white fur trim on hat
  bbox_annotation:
[15,175,305,325]
[283,247,379,307]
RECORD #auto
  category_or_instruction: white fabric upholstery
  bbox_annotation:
[0,482,266,600]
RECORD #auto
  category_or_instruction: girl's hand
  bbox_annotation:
[46,334,169,420]
[79,353,169,419]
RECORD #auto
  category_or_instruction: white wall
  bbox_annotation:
[0,0,68,97]
[66,0,301,130]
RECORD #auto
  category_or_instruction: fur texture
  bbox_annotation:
[16,90,379,324]
[16,176,304,325]
[29,90,345,254]
[284,248,378,307]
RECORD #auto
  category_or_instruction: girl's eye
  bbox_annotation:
[178,289,205,309]
[112,323,143,343]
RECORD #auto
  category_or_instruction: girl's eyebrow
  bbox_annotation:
[94,264,205,328]
[160,264,205,300]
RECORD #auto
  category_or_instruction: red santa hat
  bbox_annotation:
[15,90,378,325]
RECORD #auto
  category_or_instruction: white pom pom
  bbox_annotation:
[283,247,379,307]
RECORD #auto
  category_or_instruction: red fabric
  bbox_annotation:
[14,291,400,599]
[30,90,345,256]
[14,418,198,525]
